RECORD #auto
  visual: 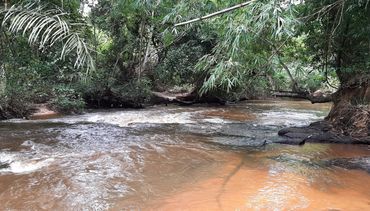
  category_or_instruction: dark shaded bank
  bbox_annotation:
[278,121,370,145]
[150,91,234,106]
[0,104,61,121]
[0,91,234,121]
[0,104,32,120]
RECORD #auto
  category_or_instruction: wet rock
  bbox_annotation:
[274,139,306,145]
[304,132,352,144]
[271,154,370,173]
[325,157,370,173]
[0,162,10,169]
[284,132,311,139]
[269,154,322,168]
[278,127,319,136]
[278,121,370,145]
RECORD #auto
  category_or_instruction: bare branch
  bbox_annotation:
[174,0,256,27]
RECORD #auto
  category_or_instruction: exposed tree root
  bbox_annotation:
[326,103,370,137]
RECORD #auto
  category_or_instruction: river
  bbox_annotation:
[0,100,369,210]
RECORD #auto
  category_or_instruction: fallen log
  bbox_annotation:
[174,1,256,27]
[151,91,195,105]
[272,90,333,104]
[151,91,228,105]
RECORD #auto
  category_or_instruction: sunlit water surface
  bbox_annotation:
[0,100,369,210]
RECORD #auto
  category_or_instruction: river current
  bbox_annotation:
[0,100,369,210]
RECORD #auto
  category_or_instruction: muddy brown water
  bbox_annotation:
[0,100,369,210]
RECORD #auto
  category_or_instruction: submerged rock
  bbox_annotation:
[0,162,10,169]
[278,121,370,145]
[270,154,370,173]
[325,157,370,173]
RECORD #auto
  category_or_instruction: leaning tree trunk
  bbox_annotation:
[322,11,370,137]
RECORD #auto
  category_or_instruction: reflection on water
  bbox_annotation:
[0,100,369,210]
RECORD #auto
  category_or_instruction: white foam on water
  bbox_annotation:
[201,117,231,124]
[5,158,54,174]
[3,102,325,128]
[258,110,322,127]
[0,153,15,163]
[84,110,196,127]
[0,152,54,174]
[79,109,234,126]
[4,108,232,127]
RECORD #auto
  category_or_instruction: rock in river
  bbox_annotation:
[278,121,369,145]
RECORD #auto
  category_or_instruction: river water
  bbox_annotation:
[0,100,369,210]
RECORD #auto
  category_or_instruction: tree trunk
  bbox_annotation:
[326,73,370,137]
[322,12,370,137]
[277,54,299,92]
[0,29,7,95]
[0,65,5,95]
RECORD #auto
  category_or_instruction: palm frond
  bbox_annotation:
[1,2,94,73]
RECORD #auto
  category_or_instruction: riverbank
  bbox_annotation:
[28,104,61,120]
[278,121,370,145]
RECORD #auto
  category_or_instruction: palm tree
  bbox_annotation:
[1,1,94,73]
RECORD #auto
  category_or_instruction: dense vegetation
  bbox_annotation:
[0,0,369,136]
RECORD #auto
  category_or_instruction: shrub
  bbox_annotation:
[50,86,85,113]
[0,87,33,119]
[154,40,207,89]
[110,78,153,108]
[79,70,153,108]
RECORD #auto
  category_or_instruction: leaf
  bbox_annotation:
[2,2,94,74]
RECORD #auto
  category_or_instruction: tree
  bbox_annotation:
[300,0,370,135]
[0,0,93,116]
[173,0,370,135]
[174,0,300,99]
[1,1,94,72]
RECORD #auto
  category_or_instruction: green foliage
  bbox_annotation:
[1,0,369,120]
[297,0,370,83]
[79,68,152,108]
[0,0,93,118]
[50,86,85,113]
[0,87,32,119]
[2,1,95,73]
[186,0,299,95]
[111,78,152,107]
[154,39,208,88]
